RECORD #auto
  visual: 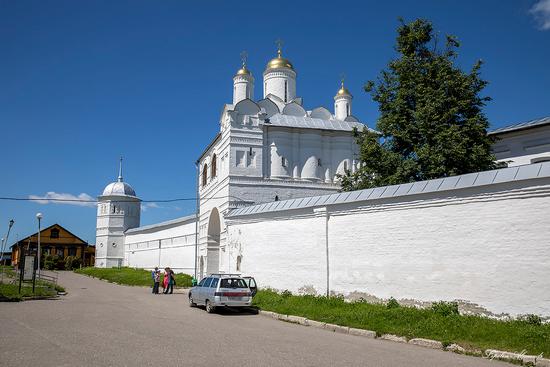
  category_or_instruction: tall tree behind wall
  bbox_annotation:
[341,19,499,191]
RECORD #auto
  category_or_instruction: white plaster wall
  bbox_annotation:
[334,95,351,120]
[493,125,550,166]
[263,69,296,102]
[227,214,327,293]
[228,179,550,316]
[265,128,357,182]
[233,75,254,105]
[124,219,197,274]
[95,196,140,268]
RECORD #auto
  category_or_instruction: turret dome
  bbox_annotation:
[102,181,136,197]
[101,158,137,197]
[335,81,352,98]
[235,66,251,76]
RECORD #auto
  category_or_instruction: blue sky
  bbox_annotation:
[1,0,549,246]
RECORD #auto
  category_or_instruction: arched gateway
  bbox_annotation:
[206,208,221,274]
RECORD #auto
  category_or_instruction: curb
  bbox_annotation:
[258,310,547,366]
[486,349,550,366]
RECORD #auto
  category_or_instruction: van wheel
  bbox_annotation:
[205,300,215,314]
[188,294,196,307]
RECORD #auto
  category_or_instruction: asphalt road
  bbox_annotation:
[0,272,508,367]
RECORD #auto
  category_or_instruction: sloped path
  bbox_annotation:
[0,271,508,367]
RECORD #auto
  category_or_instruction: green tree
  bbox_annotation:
[342,19,500,191]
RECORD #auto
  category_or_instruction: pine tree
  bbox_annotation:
[341,19,500,191]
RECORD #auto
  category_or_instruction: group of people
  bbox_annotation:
[151,267,176,294]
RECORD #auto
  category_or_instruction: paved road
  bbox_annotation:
[0,272,508,367]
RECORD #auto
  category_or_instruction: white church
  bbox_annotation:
[95,47,550,318]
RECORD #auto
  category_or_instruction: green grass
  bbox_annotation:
[0,283,57,301]
[253,289,550,356]
[75,267,193,288]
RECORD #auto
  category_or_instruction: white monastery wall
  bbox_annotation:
[227,165,550,317]
[124,216,197,274]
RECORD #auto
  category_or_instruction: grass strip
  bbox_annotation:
[75,267,193,288]
[253,289,550,356]
[0,283,57,301]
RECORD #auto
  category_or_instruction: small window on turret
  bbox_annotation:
[281,157,287,167]
[318,158,322,167]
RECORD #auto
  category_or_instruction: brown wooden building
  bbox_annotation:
[11,224,95,267]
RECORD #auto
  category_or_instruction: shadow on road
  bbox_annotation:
[193,306,259,316]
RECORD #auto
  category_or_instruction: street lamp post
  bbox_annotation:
[36,213,42,277]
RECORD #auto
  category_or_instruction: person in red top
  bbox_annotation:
[162,268,169,294]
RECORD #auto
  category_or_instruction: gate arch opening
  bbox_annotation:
[206,207,221,274]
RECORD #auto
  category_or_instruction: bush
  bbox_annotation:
[281,289,292,298]
[64,256,82,270]
[519,314,542,326]
[386,297,400,309]
[44,254,58,270]
[431,301,459,316]
[55,256,65,270]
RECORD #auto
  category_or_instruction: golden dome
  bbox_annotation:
[266,49,294,70]
[236,66,251,76]
[335,81,352,98]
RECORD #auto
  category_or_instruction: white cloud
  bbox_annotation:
[141,202,161,212]
[28,192,96,207]
[530,0,550,30]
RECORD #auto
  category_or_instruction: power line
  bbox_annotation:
[0,194,249,204]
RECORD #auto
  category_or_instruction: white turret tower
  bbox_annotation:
[233,51,254,104]
[95,158,140,268]
[263,41,296,102]
[334,79,352,120]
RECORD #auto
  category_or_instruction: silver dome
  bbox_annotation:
[102,181,137,197]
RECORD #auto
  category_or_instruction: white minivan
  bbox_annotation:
[188,274,257,313]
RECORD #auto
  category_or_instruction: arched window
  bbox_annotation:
[211,154,217,178]
[343,160,348,171]
[202,163,208,186]
[284,80,288,102]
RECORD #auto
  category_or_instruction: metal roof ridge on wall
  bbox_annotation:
[226,162,550,218]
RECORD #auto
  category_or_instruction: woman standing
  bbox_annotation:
[168,268,175,294]
[162,268,169,294]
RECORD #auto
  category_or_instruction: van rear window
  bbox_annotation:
[220,278,247,288]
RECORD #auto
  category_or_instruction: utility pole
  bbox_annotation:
[36,213,42,277]
[194,161,199,281]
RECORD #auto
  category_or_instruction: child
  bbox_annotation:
[153,269,160,294]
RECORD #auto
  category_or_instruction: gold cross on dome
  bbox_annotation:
[240,51,248,67]
[275,38,284,55]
